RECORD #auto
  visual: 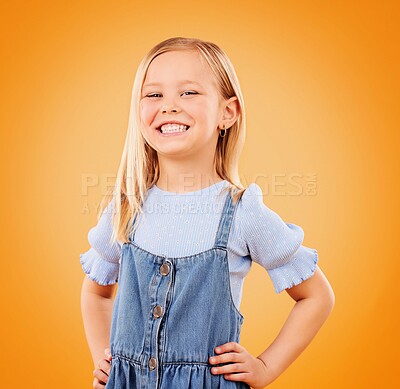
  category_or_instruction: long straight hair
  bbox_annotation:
[98,37,247,245]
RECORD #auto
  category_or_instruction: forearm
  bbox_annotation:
[81,289,114,367]
[257,297,333,384]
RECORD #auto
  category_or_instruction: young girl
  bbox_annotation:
[80,37,334,389]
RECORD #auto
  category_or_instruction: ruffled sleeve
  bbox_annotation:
[237,183,319,293]
[79,202,122,285]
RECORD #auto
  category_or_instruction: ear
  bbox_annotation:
[219,96,240,129]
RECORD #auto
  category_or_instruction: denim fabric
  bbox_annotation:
[105,188,250,388]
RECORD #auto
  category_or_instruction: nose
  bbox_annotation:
[162,104,180,114]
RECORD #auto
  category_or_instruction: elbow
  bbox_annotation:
[329,287,335,311]
[316,266,336,314]
[322,285,335,316]
[311,280,335,317]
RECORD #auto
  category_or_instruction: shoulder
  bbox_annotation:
[88,201,123,252]
[233,182,266,245]
[235,182,267,218]
[237,181,304,235]
[236,182,301,234]
[235,182,305,261]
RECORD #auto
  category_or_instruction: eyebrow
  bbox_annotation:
[142,80,202,88]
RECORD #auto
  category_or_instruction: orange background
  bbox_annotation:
[1,1,399,388]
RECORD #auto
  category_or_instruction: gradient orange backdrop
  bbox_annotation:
[1,1,399,388]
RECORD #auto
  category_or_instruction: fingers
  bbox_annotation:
[221,372,250,382]
[93,364,109,381]
[97,357,112,376]
[209,342,246,367]
[209,342,250,376]
[211,362,248,375]
[209,351,243,366]
[207,342,270,387]
[214,342,244,354]
[92,349,112,388]
[93,356,112,387]
[93,376,107,388]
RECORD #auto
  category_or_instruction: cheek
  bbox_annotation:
[187,104,210,124]
[140,101,157,125]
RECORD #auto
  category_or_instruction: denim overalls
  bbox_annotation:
[106,188,250,388]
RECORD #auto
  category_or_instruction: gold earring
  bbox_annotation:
[219,124,226,138]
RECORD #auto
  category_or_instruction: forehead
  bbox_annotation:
[143,50,217,89]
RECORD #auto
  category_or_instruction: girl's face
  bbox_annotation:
[139,50,225,160]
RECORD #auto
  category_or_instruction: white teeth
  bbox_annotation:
[160,124,189,133]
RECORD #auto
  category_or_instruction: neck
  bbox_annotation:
[156,157,223,194]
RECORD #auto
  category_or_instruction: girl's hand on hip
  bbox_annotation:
[93,348,112,388]
[209,342,274,389]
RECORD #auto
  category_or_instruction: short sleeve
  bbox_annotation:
[237,183,319,293]
[79,202,122,285]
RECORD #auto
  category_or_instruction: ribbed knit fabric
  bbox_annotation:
[80,180,318,311]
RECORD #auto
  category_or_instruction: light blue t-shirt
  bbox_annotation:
[80,180,318,312]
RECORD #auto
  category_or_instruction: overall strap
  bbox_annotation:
[128,211,139,243]
[213,187,238,250]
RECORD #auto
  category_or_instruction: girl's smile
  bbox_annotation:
[156,122,191,136]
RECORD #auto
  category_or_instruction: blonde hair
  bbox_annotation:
[99,36,247,244]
